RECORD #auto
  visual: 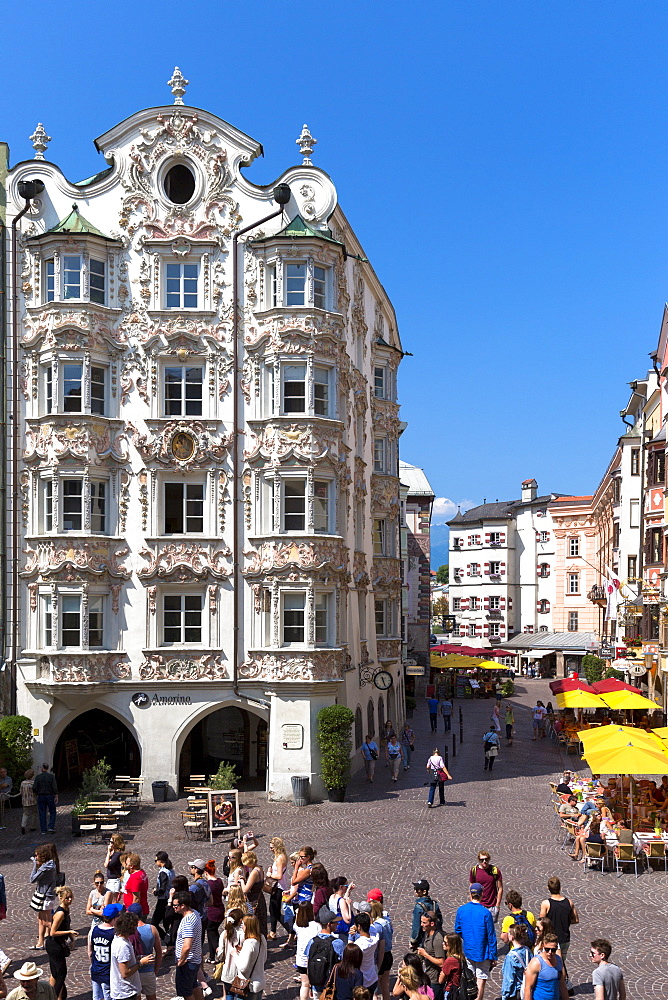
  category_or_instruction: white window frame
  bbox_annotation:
[489,622,500,638]
[43,252,107,305]
[277,360,335,418]
[268,258,331,310]
[375,599,387,637]
[40,475,111,535]
[568,611,579,632]
[489,531,501,545]
[260,474,336,535]
[374,365,387,399]
[161,592,204,646]
[489,561,501,575]
[567,573,580,595]
[568,537,580,557]
[452,598,461,611]
[164,260,200,309]
[42,359,109,416]
[373,518,387,556]
[282,591,306,646]
[488,596,500,610]
[467,624,477,638]
[163,363,204,417]
[374,438,387,473]
[37,588,108,651]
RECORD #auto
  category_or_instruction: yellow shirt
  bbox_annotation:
[501,909,536,936]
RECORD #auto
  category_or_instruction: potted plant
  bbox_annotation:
[71,795,90,836]
[405,695,416,719]
[317,705,354,802]
[207,761,239,790]
[70,758,111,835]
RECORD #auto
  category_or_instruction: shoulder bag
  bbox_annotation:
[263,874,279,894]
[229,945,260,999]
[319,963,337,1000]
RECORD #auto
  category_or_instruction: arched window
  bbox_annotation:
[538,599,550,614]
[378,695,385,734]
[367,699,375,738]
[354,707,363,749]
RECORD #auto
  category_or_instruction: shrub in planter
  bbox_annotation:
[405,695,416,717]
[317,705,355,795]
[208,761,239,790]
[0,715,33,779]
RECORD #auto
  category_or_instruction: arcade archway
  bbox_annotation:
[54,708,141,787]
[179,705,267,792]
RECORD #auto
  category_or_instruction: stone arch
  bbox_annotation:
[174,698,270,792]
[53,707,142,785]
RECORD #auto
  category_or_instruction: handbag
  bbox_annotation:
[212,962,225,982]
[262,875,279,894]
[437,769,449,782]
[319,964,337,1000]
[229,943,260,997]
[55,873,66,888]
[29,890,48,912]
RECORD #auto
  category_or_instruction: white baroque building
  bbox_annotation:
[4,73,404,798]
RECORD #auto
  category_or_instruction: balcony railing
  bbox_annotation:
[587,585,607,606]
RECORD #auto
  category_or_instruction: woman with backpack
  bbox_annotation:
[500,923,532,1000]
[215,907,245,999]
[425,749,452,808]
[438,933,463,1000]
[235,915,267,1000]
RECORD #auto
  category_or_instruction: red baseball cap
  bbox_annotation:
[367,889,383,901]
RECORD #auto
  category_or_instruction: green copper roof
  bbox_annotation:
[73,167,113,188]
[251,214,343,247]
[32,203,114,241]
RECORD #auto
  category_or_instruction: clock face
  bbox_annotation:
[171,431,195,461]
[374,670,393,690]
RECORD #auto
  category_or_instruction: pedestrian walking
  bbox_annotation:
[426,749,451,808]
[20,769,38,835]
[468,852,503,923]
[150,852,174,938]
[453,884,497,1000]
[590,939,626,1000]
[482,728,500,771]
[539,878,578,991]
[490,704,501,734]
[440,699,452,734]
[266,837,290,940]
[110,911,154,1000]
[500,924,531,1000]
[400,724,415,771]
[415,912,444,1000]
[500,891,535,947]
[203,861,225,962]
[409,881,442,951]
[32,764,57,835]
[523,932,567,1000]
[173,890,203,1000]
[386,736,402,781]
[427,697,439,733]
[361,736,379,783]
[45,886,77,1000]
[305,908,345,994]
[89,903,122,1000]
[122,856,149,917]
[29,845,57,948]
[333,944,364,1000]
[368,894,392,1000]
[7,964,54,1000]
[531,702,546,741]
[215,907,244,1000]
[504,705,514,747]
[349,913,380,997]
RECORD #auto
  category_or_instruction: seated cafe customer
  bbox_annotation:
[558,797,580,819]
[555,772,573,795]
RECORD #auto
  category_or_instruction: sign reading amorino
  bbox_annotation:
[132,692,192,707]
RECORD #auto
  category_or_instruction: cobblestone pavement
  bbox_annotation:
[0,678,666,998]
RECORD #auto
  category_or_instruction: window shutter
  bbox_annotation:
[500,624,506,636]
[461,598,468,611]
[483,596,490,610]
[508,597,513,610]
[484,533,490,543]
[500,533,506,544]
[476,624,482,636]
[499,597,505,610]
[484,562,490,574]
[536,600,541,612]
[483,624,490,637]
[500,562,506,575]
[477,534,481,544]
[459,625,466,637]
[466,564,471,576]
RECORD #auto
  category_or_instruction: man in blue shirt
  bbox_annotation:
[454,884,497,1000]
[427,697,439,733]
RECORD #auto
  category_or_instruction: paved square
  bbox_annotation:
[0,678,663,997]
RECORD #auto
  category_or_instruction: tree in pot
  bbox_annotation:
[317,705,354,801]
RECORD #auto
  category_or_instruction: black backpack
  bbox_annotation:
[510,909,536,946]
[457,961,477,1000]
[307,935,339,988]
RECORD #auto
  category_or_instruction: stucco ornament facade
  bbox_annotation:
[6,72,404,798]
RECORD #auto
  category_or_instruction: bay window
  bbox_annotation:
[42,360,107,416]
[43,254,106,304]
[41,476,110,534]
[267,258,331,310]
[279,361,334,417]
[61,595,81,647]
[282,592,306,644]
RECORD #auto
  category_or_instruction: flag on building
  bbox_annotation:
[604,567,621,621]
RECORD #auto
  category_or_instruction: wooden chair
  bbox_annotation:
[189,774,207,787]
[644,841,668,874]
[181,811,207,840]
[582,841,605,873]
[561,819,578,852]
[615,843,641,878]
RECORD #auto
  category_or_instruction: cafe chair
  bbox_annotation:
[582,842,605,874]
[645,841,668,874]
[615,843,641,878]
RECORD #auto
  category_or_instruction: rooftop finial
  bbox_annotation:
[168,67,189,105]
[296,124,317,165]
[30,123,51,160]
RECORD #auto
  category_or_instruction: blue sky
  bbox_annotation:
[5,2,668,531]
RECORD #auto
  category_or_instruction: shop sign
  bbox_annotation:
[405,664,425,676]
[132,692,192,707]
[600,644,615,660]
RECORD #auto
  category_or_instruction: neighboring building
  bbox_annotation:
[447,479,559,646]
[398,461,434,669]
[4,73,404,798]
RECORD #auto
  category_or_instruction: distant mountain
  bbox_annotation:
[430,524,449,571]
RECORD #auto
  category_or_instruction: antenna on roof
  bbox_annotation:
[483,498,486,504]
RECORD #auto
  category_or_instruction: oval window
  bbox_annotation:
[164,163,196,204]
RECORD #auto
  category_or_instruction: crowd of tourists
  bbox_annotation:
[0,829,625,1000]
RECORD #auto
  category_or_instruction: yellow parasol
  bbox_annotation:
[555,690,607,710]
[430,654,484,669]
[600,690,661,712]
[476,660,506,670]
[579,725,664,752]
[582,741,668,775]
[652,727,668,742]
